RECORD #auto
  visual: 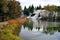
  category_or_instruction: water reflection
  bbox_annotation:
[23,19,60,34]
[23,20,33,31]
[20,19,60,40]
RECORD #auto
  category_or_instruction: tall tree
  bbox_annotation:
[36,5,41,10]
[38,5,41,9]
[0,0,9,21]
[58,6,60,12]
[28,5,34,13]
[0,0,9,14]
[23,6,29,16]
[0,0,22,21]
[31,5,34,13]
[8,1,22,19]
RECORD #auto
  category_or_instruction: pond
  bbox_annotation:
[19,19,60,40]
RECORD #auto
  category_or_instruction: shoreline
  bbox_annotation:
[0,18,28,40]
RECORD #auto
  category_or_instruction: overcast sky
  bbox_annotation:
[16,0,60,9]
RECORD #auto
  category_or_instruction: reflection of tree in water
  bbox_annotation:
[36,27,40,31]
[43,26,60,35]
[23,20,42,31]
[23,21,33,31]
[23,19,60,35]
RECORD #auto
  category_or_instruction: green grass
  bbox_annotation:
[0,24,23,40]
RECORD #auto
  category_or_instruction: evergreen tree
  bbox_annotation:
[31,5,34,13]
[36,6,39,10]
[39,5,41,9]
[23,6,29,16]
[36,5,41,10]
[23,5,34,16]
[58,6,60,12]
[28,5,34,13]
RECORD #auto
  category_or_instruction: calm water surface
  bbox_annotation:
[19,19,60,40]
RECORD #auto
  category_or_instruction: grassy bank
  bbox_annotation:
[0,18,29,40]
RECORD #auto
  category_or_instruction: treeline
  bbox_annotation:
[23,5,60,16]
[0,0,21,21]
[44,5,58,12]
[23,5,41,16]
[58,6,60,12]
[23,5,34,16]
[44,5,60,17]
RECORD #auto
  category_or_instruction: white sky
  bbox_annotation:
[16,0,60,9]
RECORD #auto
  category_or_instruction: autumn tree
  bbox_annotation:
[8,1,21,19]
[44,5,58,19]
[44,5,58,16]
[44,5,58,12]
[0,0,9,21]
[0,0,22,21]
[0,0,8,14]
